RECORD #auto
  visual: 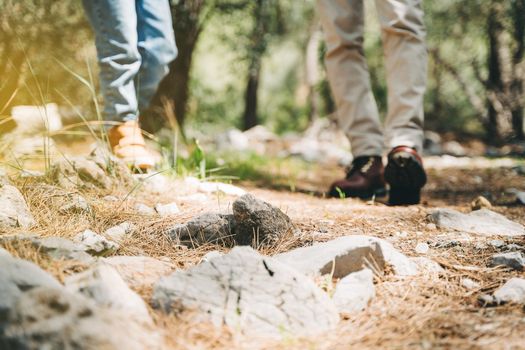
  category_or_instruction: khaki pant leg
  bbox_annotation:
[376,0,427,152]
[318,0,384,157]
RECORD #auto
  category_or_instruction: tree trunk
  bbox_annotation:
[241,0,266,131]
[142,0,205,134]
[243,62,260,130]
[305,28,321,122]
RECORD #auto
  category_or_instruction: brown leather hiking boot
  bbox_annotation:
[328,156,386,199]
[384,146,427,205]
[107,120,156,170]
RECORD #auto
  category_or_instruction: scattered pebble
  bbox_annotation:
[155,202,181,216]
[135,203,156,215]
[461,278,480,290]
[489,252,525,271]
[470,196,492,211]
[488,239,506,249]
[415,242,430,254]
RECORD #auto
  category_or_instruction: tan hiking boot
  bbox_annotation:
[107,121,156,170]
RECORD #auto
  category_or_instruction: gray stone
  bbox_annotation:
[103,195,119,202]
[10,103,63,134]
[155,202,180,216]
[168,213,234,247]
[489,239,506,249]
[65,264,151,323]
[461,278,481,290]
[332,269,375,315]
[201,251,224,262]
[34,237,94,264]
[74,230,118,256]
[489,252,525,271]
[153,246,339,338]
[1,287,161,350]
[275,235,417,278]
[51,156,112,189]
[135,203,156,215]
[58,193,91,214]
[0,254,61,322]
[410,257,445,274]
[415,242,430,254]
[0,183,35,230]
[430,209,525,237]
[104,222,135,243]
[103,256,174,288]
[442,140,466,156]
[470,196,492,211]
[233,194,295,246]
[0,247,11,258]
[505,243,523,252]
[493,278,525,304]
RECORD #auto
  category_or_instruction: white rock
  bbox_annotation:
[103,195,119,202]
[332,269,375,315]
[215,128,250,151]
[58,193,91,214]
[2,287,161,350]
[493,278,525,304]
[135,203,156,215]
[104,222,135,243]
[155,202,180,216]
[461,278,481,290]
[201,251,224,262]
[0,253,62,319]
[430,209,525,237]
[65,263,151,323]
[275,235,418,278]
[0,183,35,230]
[153,246,339,339]
[103,256,175,288]
[34,236,94,264]
[489,239,506,248]
[489,252,525,271]
[198,181,246,197]
[415,242,430,254]
[74,230,119,256]
[11,103,63,133]
[410,257,444,274]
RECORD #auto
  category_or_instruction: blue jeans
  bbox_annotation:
[82,0,177,123]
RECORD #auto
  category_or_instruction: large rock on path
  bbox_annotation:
[430,209,525,237]
[233,194,295,245]
[65,264,152,323]
[332,269,375,315]
[168,213,234,247]
[103,255,175,289]
[275,235,418,278]
[153,246,339,338]
[0,252,61,322]
[0,182,35,230]
[1,287,161,350]
[494,278,525,305]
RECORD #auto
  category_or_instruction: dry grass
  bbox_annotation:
[1,155,525,349]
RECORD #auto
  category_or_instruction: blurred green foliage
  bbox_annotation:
[1,0,523,141]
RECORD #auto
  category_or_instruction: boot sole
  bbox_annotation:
[384,152,426,205]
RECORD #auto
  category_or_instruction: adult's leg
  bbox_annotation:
[318,0,384,158]
[135,0,178,113]
[376,0,427,152]
[81,0,141,123]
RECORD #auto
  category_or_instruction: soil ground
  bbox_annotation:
[2,137,525,349]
